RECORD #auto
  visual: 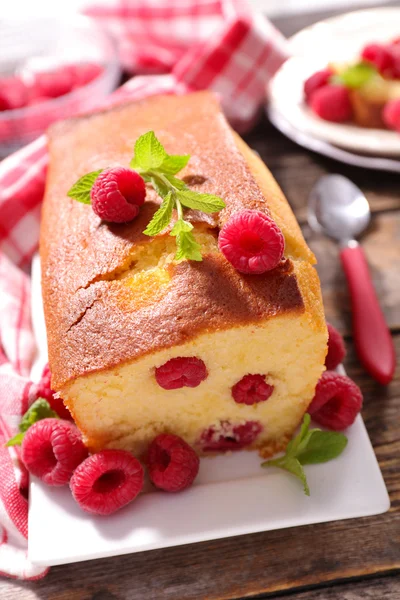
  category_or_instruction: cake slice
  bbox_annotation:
[40,91,327,458]
[350,74,400,128]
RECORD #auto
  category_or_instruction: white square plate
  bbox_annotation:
[28,256,390,567]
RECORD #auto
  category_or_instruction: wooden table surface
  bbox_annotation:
[2,5,400,599]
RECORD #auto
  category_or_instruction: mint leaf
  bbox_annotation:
[297,429,348,464]
[150,174,187,199]
[262,456,309,495]
[67,170,102,204]
[282,458,310,496]
[143,192,174,236]
[165,175,188,191]
[130,131,167,171]
[261,414,347,496]
[177,190,226,213]
[160,155,190,175]
[285,413,312,457]
[140,172,152,183]
[5,398,59,447]
[5,432,25,447]
[20,398,58,433]
[170,219,193,236]
[171,220,202,261]
[175,231,202,261]
[150,176,171,200]
[334,62,376,89]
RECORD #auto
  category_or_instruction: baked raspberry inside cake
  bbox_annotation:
[40,92,327,459]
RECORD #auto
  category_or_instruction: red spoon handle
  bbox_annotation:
[340,244,396,384]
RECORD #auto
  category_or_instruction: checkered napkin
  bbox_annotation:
[0,0,288,579]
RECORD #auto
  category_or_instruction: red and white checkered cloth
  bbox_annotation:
[0,0,288,579]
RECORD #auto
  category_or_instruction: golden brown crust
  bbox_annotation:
[40,92,317,390]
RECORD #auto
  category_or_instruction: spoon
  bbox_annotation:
[308,174,396,385]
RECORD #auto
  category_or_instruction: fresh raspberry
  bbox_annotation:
[36,364,53,402]
[31,67,74,99]
[325,323,346,370]
[201,420,263,452]
[386,40,400,78]
[218,210,285,274]
[361,43,394,74]
[19,108,53,138]
[155,357,208,390]
[21,419,88,486]
[232,374,274,405]
[36,364,73,420]
[0,121,13,143]
[310,85,352,122]
[27,96,51,106]
[383,99,400,132]
[0,77,27,111]
[304,68,333,103]
[147,434,199,492]
[391,57,400,79]
[70,449,144,515]
[91,167,146,223]
[69,63,103,87]
[308,372,363,431]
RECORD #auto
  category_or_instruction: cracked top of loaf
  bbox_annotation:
[40,91,321,390]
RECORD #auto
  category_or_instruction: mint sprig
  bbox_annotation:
[130,131,225,261]
[5,398,59,447]
[67,131,226,261]
[332,62,377,89]
[261,414,348,496]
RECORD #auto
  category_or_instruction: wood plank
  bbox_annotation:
[267,574,400,599]
[1,336,399,600]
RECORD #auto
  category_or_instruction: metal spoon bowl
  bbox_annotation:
[308,175,371,245]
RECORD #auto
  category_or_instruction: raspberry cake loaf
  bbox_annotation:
[40,91,327,459]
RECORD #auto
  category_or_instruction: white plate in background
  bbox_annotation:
[267,105,400,173]
[268,8,400,157]
[28,255,390,567]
